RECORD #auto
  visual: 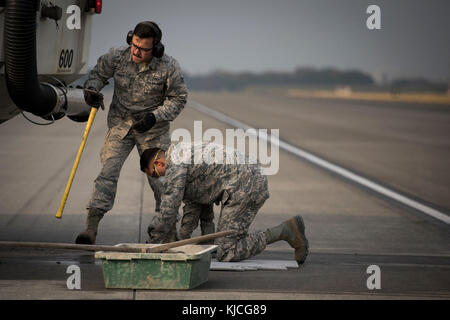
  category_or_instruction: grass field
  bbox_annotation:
[286,88,450,105]
[242,84,450,106]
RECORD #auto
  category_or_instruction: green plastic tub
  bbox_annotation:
[95,243,217,290]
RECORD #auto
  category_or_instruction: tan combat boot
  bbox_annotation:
[75,208,105,244]
[264,215,309,265]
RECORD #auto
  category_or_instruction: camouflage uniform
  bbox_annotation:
[84,46,187,212]
[149,142,270,262]
[179,201,215,240]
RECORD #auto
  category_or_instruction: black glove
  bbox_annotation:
[146,223,178,243]
[146,216,178,244]
[83,87,104,110]
[147,225,177,244]
[133,112,156,133]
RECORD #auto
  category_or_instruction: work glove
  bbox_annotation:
[133,112,156,133]
[83,87,105,110]
[146,216,177,244]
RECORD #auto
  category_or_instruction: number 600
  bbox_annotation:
[59,49,74,69]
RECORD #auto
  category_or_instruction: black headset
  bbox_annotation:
[126,21,165,58]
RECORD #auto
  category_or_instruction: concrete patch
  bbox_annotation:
[210,259,298,271]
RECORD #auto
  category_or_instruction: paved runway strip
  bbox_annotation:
[189,100,450,225]
[1,91,449,299]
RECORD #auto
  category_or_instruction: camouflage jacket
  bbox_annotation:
[84,46,187,136]
[150,142,269,241]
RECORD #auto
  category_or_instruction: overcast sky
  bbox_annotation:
[89,0,450,82]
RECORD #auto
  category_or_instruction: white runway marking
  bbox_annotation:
[189,100,450,225]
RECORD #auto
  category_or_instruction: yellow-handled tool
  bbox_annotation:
[56,107,98,219]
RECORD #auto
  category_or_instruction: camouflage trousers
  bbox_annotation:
[179,201,215,240]
[88,124,170,212]
[215,173,270,262]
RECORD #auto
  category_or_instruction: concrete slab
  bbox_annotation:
[210,259,299,271]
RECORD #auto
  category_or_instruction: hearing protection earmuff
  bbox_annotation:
[126,21,165,58]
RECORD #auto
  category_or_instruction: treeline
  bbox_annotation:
[184,67,375,91]
[76,66,448,94]
[390,78,448,94]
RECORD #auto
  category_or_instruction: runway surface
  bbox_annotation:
[0,90,449,299]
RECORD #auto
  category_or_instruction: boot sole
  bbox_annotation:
[286,215,309,265]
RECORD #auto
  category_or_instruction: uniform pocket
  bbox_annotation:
[114,71,130,89]
[141,73,164,93]
[143,79,165,94]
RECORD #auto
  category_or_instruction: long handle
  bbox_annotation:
[0,230,235,253]
[0,241,142,253]
[56,107,98,219]
[146,230,235,253]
